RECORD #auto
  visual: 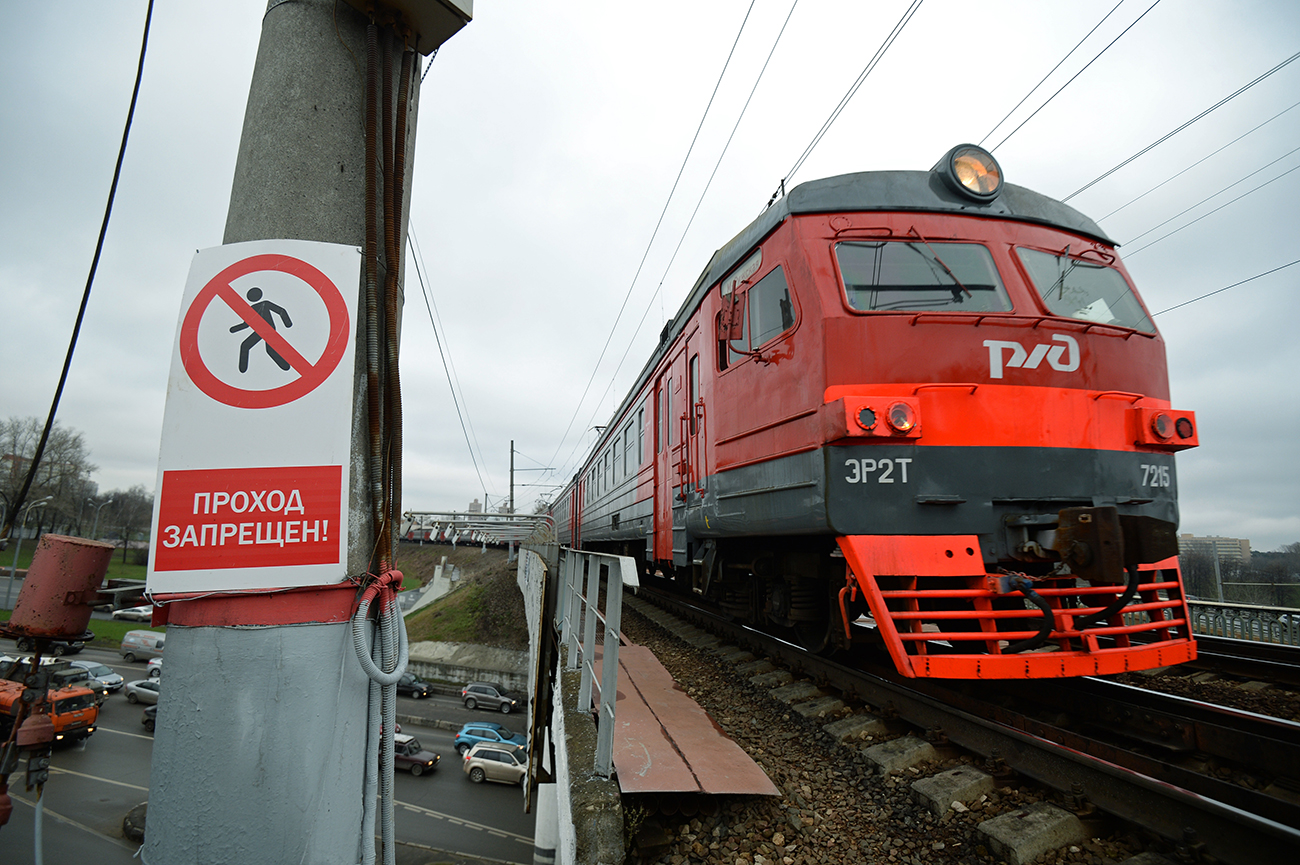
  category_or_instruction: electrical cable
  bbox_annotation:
[1151,258,1300,316]
[545,0,761,474]
[1123,156,1300,255]
[979,0,1125,148]
[1062,48,1300,202]
[0,0,154,544]
[772,0,924,202]
[408,231,492,498]
[988,0,1162,153]
[1100,98,1300,220]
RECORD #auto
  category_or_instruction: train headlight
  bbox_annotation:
[856,407,877,430]
[934,144,1003,201]
[1132,407,1198,451]
[887,402,917,433]
[1175,417,1194,439]
[1150,412,1174,440]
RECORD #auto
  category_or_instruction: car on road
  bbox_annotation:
[454,721,526,756]
[461,682,522,714]
[397,671,433,698]
[463,742,527,786]
[112,605,154,622]
[394,733,439,776]
[147,658,163,678]
[119,630,165,662]
[124,679,160,705]
[13,635,84,655]
[142,705,157,732]
[70,660,125,693]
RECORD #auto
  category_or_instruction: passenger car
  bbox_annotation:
[71,660,125,693]
[463,742,527,786]
[394,733,439,776]
[461,682,521,714]
[147,658,163,678]
[124,679,160,704]
[142,705,157,732]
[13,636,84,655]
[454,721,526,755]
[112,605,154,622]
[397,672,432,698]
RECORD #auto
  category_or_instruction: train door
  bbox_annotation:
[654,349,686,567]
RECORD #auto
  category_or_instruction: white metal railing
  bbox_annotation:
[1188,600,1300,646]
[554,547,639,778]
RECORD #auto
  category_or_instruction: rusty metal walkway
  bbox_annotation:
[595,642,778,796]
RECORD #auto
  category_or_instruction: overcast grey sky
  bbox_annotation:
[2,1,1297,551]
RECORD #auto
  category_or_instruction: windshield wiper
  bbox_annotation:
[907,227,972,298]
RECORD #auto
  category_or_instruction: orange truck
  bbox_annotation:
[0,678,99,744]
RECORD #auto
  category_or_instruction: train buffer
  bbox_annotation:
[593,641,779,797]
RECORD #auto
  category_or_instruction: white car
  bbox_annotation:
[124,679,160,705]
[147,658,163,678]
[112,605,154,622]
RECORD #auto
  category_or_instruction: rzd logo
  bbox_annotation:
[983,334,1079,379]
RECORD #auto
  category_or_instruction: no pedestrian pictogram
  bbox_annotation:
[179,254,350,409]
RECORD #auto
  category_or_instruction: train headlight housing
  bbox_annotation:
[856,407,877,430]
[934,144,1003,202]
[1150,412,1174,440]
[1132,407,1198,451]
[887,402,917,433]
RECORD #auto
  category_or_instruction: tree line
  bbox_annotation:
[1,416,154,561]
[1180,542,1300,608]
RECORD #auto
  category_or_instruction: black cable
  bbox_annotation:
[988,0,1162,153]
[980,0,1125,147]
[1062,48,1300,202]
[1,0,154,542]
[776,0,923,195]
[408,232,491,500]
[1100,99,1300,220]
[1151,258,1300,316]
[545,0,761,473]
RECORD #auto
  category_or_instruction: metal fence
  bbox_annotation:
[553,548,639,778]
[1188,600,1300,646]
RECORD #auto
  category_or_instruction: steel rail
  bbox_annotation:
[639,587,1300,864]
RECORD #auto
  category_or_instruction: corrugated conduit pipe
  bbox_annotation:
[352,574,408,865]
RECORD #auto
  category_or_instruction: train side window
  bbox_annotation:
[748,265,794,347]
[613,438,620,481]
[656,389,663,453]
[637,406,645,465]
[623,425,632,474]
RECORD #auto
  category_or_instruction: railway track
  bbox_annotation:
[630,585,1300,864]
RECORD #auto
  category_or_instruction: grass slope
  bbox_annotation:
[399,543,528,651]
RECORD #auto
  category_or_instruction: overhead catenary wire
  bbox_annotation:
[979,0,1126,148]
[770,0,924,202]
[1151,258,1300,316]
[544,0,762,474]
[1062,48,1300,202]
[408,229,492,501]
[408,226,496,494]
[1,0,154,544]
[987,0,1163,153]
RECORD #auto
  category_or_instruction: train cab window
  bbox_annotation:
[835,241,1011,313]
[749,266,795,346]
[1016,248,1154,333]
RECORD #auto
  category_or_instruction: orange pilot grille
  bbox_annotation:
[837,535,1197,679]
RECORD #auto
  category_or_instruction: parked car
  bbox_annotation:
[454,721,526,756]
[147,658,163,678]
[124,679,160,705]
[70,660,125,693]
[142,705,157,732]
[463,742,527,786]
[13,636,84,656]
[112,605,154,622]
[461,682,522,714]
[119,630,165,662]
[397,672,432,698]
[394,733,439,776]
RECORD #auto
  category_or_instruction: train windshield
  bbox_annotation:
[835,241,1012,313]
[1017,248,1154,332]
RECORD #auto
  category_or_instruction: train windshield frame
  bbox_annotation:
[834,241,1013,313]
[1016,247,1155,333]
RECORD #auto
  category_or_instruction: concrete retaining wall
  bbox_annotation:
[406,641,529,692]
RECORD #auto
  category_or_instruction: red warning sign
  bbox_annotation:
[153,465,342,572]
[179,254,350,409]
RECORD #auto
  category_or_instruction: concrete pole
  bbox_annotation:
[143,3,420,862]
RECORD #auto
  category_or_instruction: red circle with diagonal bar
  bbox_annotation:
[179,254,350,409]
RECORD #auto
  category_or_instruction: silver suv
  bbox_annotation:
[461,682,521,714]
[463,742,527,786]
